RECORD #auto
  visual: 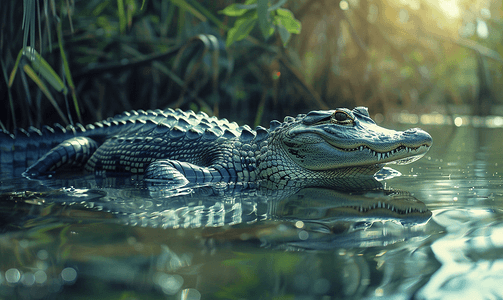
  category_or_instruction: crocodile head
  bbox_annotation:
[274,187,432,225]
[279,107,432,171]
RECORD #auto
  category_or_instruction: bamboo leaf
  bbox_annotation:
[276,23,291,46]
[171,0,207,22]
[8,50,24,88]
[22,64,69,124]
[272,8,301,46]
[226,13,258,47]
[22,64,50,99]
[57,24,74,92]
[117,0,126,34]
[2,58,16,130]
[219,0,257,17]
[23,47,68,94]
[186,0,227,29]
[57,21,82,123]
[268,0,287,11]
[274,8,301,34]
[257,0,273,39]
[219,4,250,17]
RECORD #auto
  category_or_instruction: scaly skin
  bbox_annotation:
[255,107,432,187]
[0,107,432,188]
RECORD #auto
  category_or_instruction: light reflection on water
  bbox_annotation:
[390,111,503,128]
[389,124,503,299]
[0,124,502,299]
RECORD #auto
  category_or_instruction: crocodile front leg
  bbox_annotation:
[144,160,232,186]
[23,137,98,177]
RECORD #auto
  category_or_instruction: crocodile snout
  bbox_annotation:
[403,128,433,146]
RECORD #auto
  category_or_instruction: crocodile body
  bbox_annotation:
[0,107,432,187]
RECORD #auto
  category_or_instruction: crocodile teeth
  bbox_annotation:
[352,203,425,215]
[348,144,424,161]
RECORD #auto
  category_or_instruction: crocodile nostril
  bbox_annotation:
[403,128,419,134]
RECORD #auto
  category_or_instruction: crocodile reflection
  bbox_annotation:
[1,171,431,249]
[273,187,430,225]
[265,186,431,250]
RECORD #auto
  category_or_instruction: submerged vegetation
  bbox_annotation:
[1,0,502,132]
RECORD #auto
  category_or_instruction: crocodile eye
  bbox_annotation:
[331,111,354,125]
[335,112,348,121]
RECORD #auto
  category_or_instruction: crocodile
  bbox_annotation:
[0,107,432,187]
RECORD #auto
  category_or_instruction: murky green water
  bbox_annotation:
[0,124,502,299]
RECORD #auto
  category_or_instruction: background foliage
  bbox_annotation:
[1,0,502,132]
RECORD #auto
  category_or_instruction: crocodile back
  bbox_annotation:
[0,108,245,169]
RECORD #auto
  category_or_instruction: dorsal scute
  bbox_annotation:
[119,111,131,118]
[223,129,237,139]
[254,126,269,142]
[73,123,86,134]
[160,115,178,127]
[174,108,188,118]
[284,116,295,123]
[65,124,76,135]
[169,126,186,140]
[186,127,203,140]
[0,129,14,140]
[228,122,239,130]
[239,128,256,142]
[145,109,158,115]
[240,124,252,131]
[269,120,281,131]
[28,126,42,136]
[136,109,147,115]
[185,110,197,118]
[203,128,219,141]
[152,113,168,125]
[134,119,146,125]
[83,109,245,141]
[41,125,54,134]
[145,119,158,127]
[53,123,66,134]
[195,123,211,131]
[176,118,192,128]
[153,122,171,135]
[164,107,175,115]
[295,113,306,120]
[15,127,30,138]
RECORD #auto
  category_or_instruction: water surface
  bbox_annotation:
[0,124,502,299]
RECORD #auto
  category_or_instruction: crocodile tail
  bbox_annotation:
[22,136,99,178]
[1,124,76,168]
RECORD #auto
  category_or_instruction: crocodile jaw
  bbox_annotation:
[282,123,432,171]
[328,143,431,165]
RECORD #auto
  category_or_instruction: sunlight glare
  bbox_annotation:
[476,19,489,38]
[490,227,503,247]
[480,8,491,19]
[399,9,409,23]
[438,0,460,19]
[454,117,463,127]
[340,0,349,11]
